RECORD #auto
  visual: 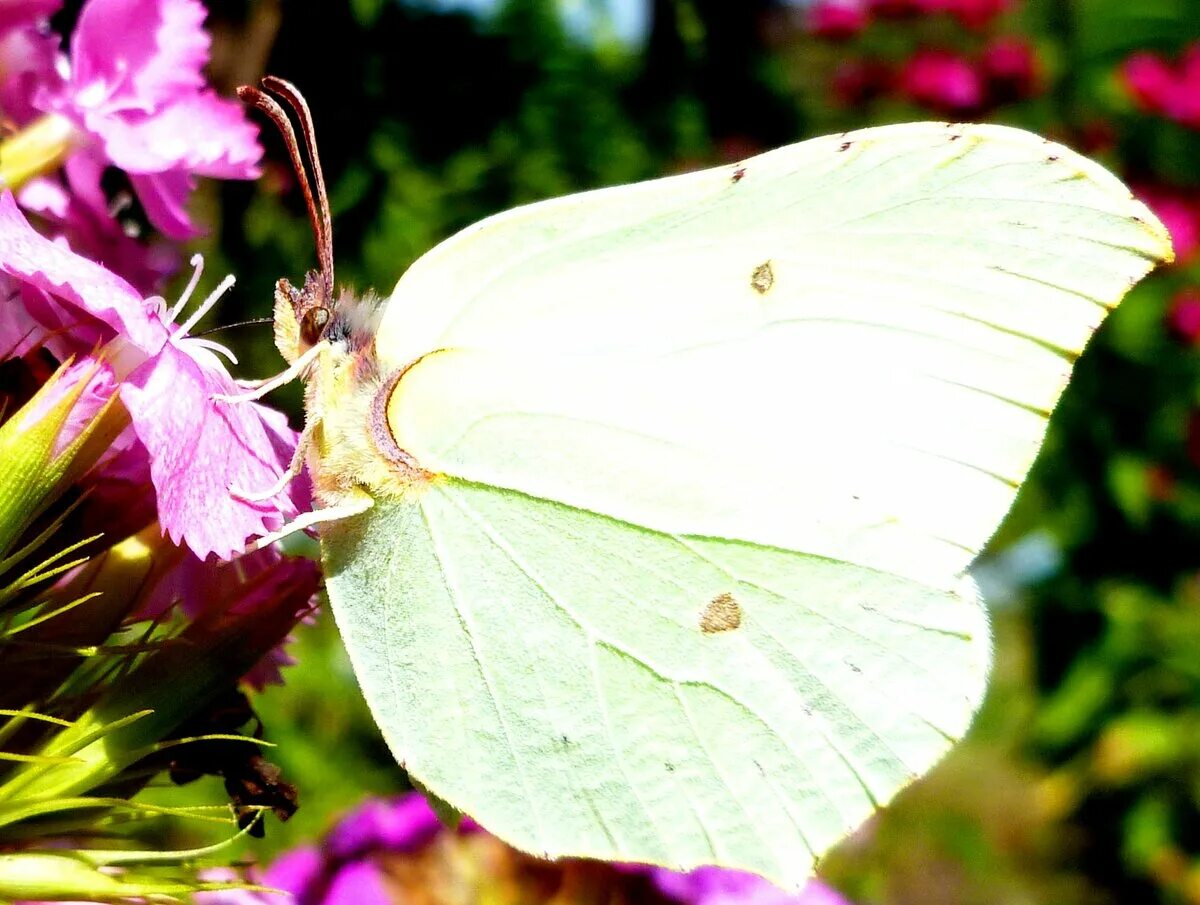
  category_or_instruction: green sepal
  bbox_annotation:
[0,358,126,560]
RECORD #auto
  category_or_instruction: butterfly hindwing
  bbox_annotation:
[322,479,986,885]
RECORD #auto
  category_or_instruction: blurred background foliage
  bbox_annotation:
[131,0,1200,901]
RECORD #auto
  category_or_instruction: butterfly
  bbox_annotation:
[234,77,1171,886]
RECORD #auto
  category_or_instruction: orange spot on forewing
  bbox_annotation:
[700,592,742,633]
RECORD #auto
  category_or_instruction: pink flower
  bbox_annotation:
[198,793,856,905]
[1122,52,1175,113]
[652,866,852,905]
[0,0,58,36]
[16,355,117,456]
[19,171,180,296]
[1167,289,1200,344]
[899,49,984,113]
[1134,183,1200,266]
[0,21,58,125]
[140,544,318,687]
[980,36,1040,103]
[867,0,924,19]
[806,0,869,40]
[33,0,261,239]
[0,191,301,559]
[1121,43,1200,129]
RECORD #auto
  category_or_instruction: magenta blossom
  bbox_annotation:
[19,172,181,296]
[0,191,301,559]
[652,866,852,905]
[0,0,57,36]
[139,544,318,687]
[980,36,1039,103]
[899,49,984,113]
[805,0,869,40]
[1167,289,1200,345]
[32,0,261,239]
[1121,44,1200,129]
[197,793,854,905]
[0,20,57,124]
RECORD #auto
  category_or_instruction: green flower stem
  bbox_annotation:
[0,587,302,813]
[0,851,252,902]
[0,114,79,192]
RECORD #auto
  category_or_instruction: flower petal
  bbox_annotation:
[129,169,197,240]
[0,191,165,353]
[119,339,298,560]
[321,860,391,905]
[0,0,60,35]
[86,91,261,178]
[0,23,61,124]
[262,847,323,898]
[328,795,443,862]
[70,0,208,111]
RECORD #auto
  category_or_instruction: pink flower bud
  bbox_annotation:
[899,49,984,114]
[806,0,870,40]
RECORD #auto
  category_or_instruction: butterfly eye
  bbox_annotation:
[301,306,330,345]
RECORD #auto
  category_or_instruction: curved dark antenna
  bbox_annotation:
[237,81,334,294]
[260,76,333,289]
[192,316,275,338]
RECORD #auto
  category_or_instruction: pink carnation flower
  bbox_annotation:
[652,866,852,905]
[899,49,984,113]
[1167,289,1200,345]
[18,170,180,296]
[33,0,261,239]
[980,36,1040,104]
[197,793,856,905]
[867,0,923,19]
[1121,43,1200,129]
[141,544,319,687]
[0,25,57,125]
[0,0,58,36]
[806,0,869,40]
[0,191,301,559]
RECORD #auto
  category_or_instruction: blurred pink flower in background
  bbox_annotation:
[197,793,856,905]
[1167,289,1200,345]
[0,191,300,559]
[805,0,869,40]
[1122,43,1200,129]
[899,48,983,113]
[867,0,923,19]
[980,36,1039,102]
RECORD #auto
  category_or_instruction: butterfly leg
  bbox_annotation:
[215,342,324,403]
[244,490,373,554]
[229,416,319,503]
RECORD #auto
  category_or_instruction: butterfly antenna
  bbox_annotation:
[260,76,334,295]
[237,82,333,296]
